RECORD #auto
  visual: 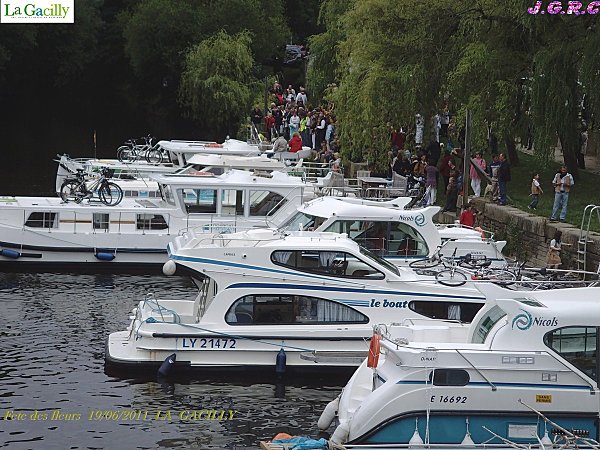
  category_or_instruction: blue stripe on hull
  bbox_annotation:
[360,414,597,445]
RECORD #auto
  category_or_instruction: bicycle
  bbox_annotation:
[117,135,163,165]
[59,167,124,206]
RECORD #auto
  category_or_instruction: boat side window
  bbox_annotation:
[271,250,384,279]
[409,301,483,323]
[221,190,244,216]
[248,190,285,216]
[544,327,597,381]
[93,213,109,231]
[226,294,369,325]
[429,369,470,386]
[24,212,58,228]
[181,188,217,214]
[471,306,506,344]
[136,214,168,230]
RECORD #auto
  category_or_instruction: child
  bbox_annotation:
[528,172,543,210]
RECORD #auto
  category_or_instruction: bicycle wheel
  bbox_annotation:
[409,258,441,269]
[145,149,163,165]
[99,182,123,206]
[489,269,517,287]
[117,146,136,163]
[435,269,468,287]
[60,180,80,202]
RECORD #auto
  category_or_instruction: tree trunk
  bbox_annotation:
[558,133,579,180]
[504,133,519,167]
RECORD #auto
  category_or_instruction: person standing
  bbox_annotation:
[550,165,574,222]
[469,151,487,197]
[432,113,441,143]
[289,110,300,137]
[439,149,454,191]
[424,160,438,206]
[546,230,569,269]
[415,114,424,149]
[497,153,511,205]
[528,172,543,210]
[578,125,588,169]
[488,154,501,200]
[250,106,263,130]
[295,87,307,107]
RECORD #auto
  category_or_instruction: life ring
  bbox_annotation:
[205,143,223,148]
[367,334,381,368]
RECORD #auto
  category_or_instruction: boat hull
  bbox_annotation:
[351,411,598,445]
[106,330,369,376]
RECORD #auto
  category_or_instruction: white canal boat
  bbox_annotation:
[323,283,600,447]
[56,153,289,199]
[0,170,312,268]
[105,229,486,374]
[280,196,507,266]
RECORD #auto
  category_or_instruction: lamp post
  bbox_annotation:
[462,110,472,212]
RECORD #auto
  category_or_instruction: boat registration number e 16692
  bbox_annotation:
[430,395,468,404]
[180,338,237,349]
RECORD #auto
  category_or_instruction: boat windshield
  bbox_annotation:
[359,246,400,276]
[471,305,506,344]
[280,211,325,231]
[159,183,176,205]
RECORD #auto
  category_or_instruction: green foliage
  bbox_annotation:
[307,0,600,174]
[179,31,255,138]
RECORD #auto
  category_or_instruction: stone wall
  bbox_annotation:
[435,199,600,271]
[467,198,600,271]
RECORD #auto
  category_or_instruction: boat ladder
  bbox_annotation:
[577,204,600,279]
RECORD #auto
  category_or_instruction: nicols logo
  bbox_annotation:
[512,309,558,331]
[1,1,74,23]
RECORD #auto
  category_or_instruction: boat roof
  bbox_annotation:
[153,169,308,187]
[177,229,363,252]
[186,153,286,170]
[298,196,441,221]
[479,283,600,325]
[158,139,261,156]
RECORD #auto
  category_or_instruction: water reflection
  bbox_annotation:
[0,273,343,449]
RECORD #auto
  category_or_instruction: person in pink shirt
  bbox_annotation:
[469,151,487,197]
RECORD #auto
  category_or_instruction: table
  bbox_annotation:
[357,176,390,198]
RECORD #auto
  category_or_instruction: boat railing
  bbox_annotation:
[190,230,284,248]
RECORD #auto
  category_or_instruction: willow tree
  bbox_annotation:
[323,0,462,169]
[521,6,600,178]
[444,0,535,165]
[179,31,255,139]
[306,0,354,101]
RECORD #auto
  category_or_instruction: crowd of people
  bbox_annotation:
[250,82,341,168]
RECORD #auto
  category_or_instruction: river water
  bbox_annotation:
[0,272,342,449]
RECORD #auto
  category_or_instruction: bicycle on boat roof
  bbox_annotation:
[59,167,124,206]
[116,135,164,165]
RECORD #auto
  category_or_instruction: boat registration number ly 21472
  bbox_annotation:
[180,338,237,349]
[430,395,468,404]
